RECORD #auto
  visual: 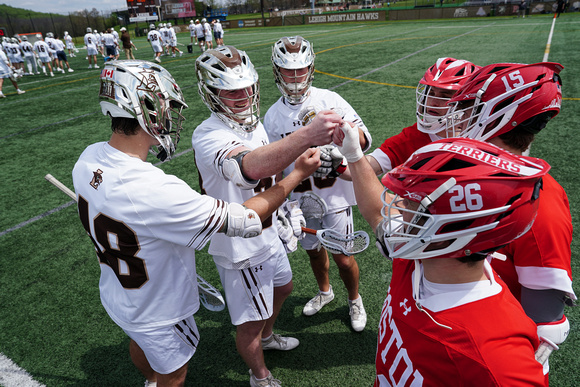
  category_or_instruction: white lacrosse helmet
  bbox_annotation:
[64,31,69,35]
[271,36,315,105]
[202,18,207,23]
[416,58,480,137]
[36,34,42,40]
[149,24,156,30]
[196,45,260,133]
[86,27,92,33]
[167,22,172,27]
[21,35,28,41]
[99,60,188,161]
[11,37,19,44]
[46,32,54,38]
[190,20,194,24]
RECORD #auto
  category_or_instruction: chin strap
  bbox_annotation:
[412,261,452,330]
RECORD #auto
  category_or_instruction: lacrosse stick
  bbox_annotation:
[299,192,328,220]
[301,227,369,256]
[44,173,226,312]
[535,338,558,367]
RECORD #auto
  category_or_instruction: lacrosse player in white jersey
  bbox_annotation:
[19,36,39,75]
[0,49,25,97]
[264,36,372,332]
[147,24,164,63]
[73,60,321,387]
[166,22,183,57]
[193,46,342,387]
[202,18,213,50]
[33,34,54,76]
[188,20,197,44]
[64,31,75,57]
[84,27,99,69]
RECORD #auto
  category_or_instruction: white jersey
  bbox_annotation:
[20,41,34,58]
[161,27,171,43]
[188,23,196,36]
[214,21,223,34]
[84,33,97,49]
[33,40,51,61]
[65,34,73,48]
[0,50,11,78]
[203,22,212,38]
[192,114,281,269]
[264,86,372,212]
[102,33,116,46]
[53,38,65,51]
[195,23,205,38]
[72,142,228,332]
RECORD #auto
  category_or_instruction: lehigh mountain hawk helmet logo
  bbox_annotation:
[90,169,103,190]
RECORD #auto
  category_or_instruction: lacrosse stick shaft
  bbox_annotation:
[45,174,77,201]
[301,227,318,235]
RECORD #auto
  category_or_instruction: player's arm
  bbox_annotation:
[242,110,342,181]
[334,122,384,231]
[340,154,382,181]
[220,148,320,237]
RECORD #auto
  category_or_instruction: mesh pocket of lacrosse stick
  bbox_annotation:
[197,274,225,312]
[299,192,328,220]
[302,227,370,256]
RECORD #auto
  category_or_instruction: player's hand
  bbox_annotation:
[282,200,306,239]
[336,121,364,163]
[314,145,346,178]
[304,110,342,146]
[294,147,321,179]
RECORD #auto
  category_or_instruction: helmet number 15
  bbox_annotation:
[449,183,483,212]
[500,70,525,92]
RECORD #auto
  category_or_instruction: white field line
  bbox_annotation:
[0,353,45,387]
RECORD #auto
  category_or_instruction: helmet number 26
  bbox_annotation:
[449,184,483,212]
[500,70,525,92]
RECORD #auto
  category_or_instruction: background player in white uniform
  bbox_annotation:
[337,129,549,385]
[194,19,205,53]
[167,22,183,57]
[0,49,25,97]
[64,31,75,57]
[19,36,39,75]
[147,24,163,63]
[159,23,171,56]
[84,27,99,69]
[8,37,24,73]
[53,35,74,72]
[264,36,372,332]
[193,46,342,387]
[73,60,320,387]
[188,20,197,44]
[33,34,54,76]
[202,18,213,50]
[110,27,120,59]
[101,28,118,62]
[212,19,224,47]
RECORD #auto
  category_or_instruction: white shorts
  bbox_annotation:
[38,54,51,63]
[216,246,292,326]
[190,31,196,37]
[123,315,200,375]
[151,43,163,53]
[300,207,353,251]
[87,47,98,56]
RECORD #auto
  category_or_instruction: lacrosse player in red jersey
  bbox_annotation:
[193,45,342,387]
[264,36,373,332]
[73,60,321,387]
[446,62,575,384]
[340,57,480,180]
[335,129,548,385]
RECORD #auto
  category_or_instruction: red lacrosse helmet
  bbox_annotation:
[416,57,481,136]
[447,62,563,141]
[379,138,550,260]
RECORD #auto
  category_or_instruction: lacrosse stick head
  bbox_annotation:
[196,274,225,312]
[299,192,328,220]
[317,229,370,256]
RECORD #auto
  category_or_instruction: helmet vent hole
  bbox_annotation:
[492,96,515,114]
[440,220,473,233]
[410,157,432,170]
[436,158,475,172]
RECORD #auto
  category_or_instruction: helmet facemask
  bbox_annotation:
[415,84,457,138]
[196,46,261,133]
[271,36,315,105]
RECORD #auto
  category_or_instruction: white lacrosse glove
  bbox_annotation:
[282,200,306,239]
[314,145,347,178]
[277,214,298,253]
[337,122,364,163]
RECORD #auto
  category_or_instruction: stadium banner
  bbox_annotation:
[163,0,197,18]
[127,0,161,22]
[305,11,386,24]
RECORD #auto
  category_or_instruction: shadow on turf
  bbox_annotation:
[69,293,376,386]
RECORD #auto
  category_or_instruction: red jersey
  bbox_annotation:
[492,174,575,301]
[370,123,435,172]
[375,259,544,386]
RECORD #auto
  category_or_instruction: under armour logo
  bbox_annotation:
[254,265,262,273]
[400,298,411,316]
